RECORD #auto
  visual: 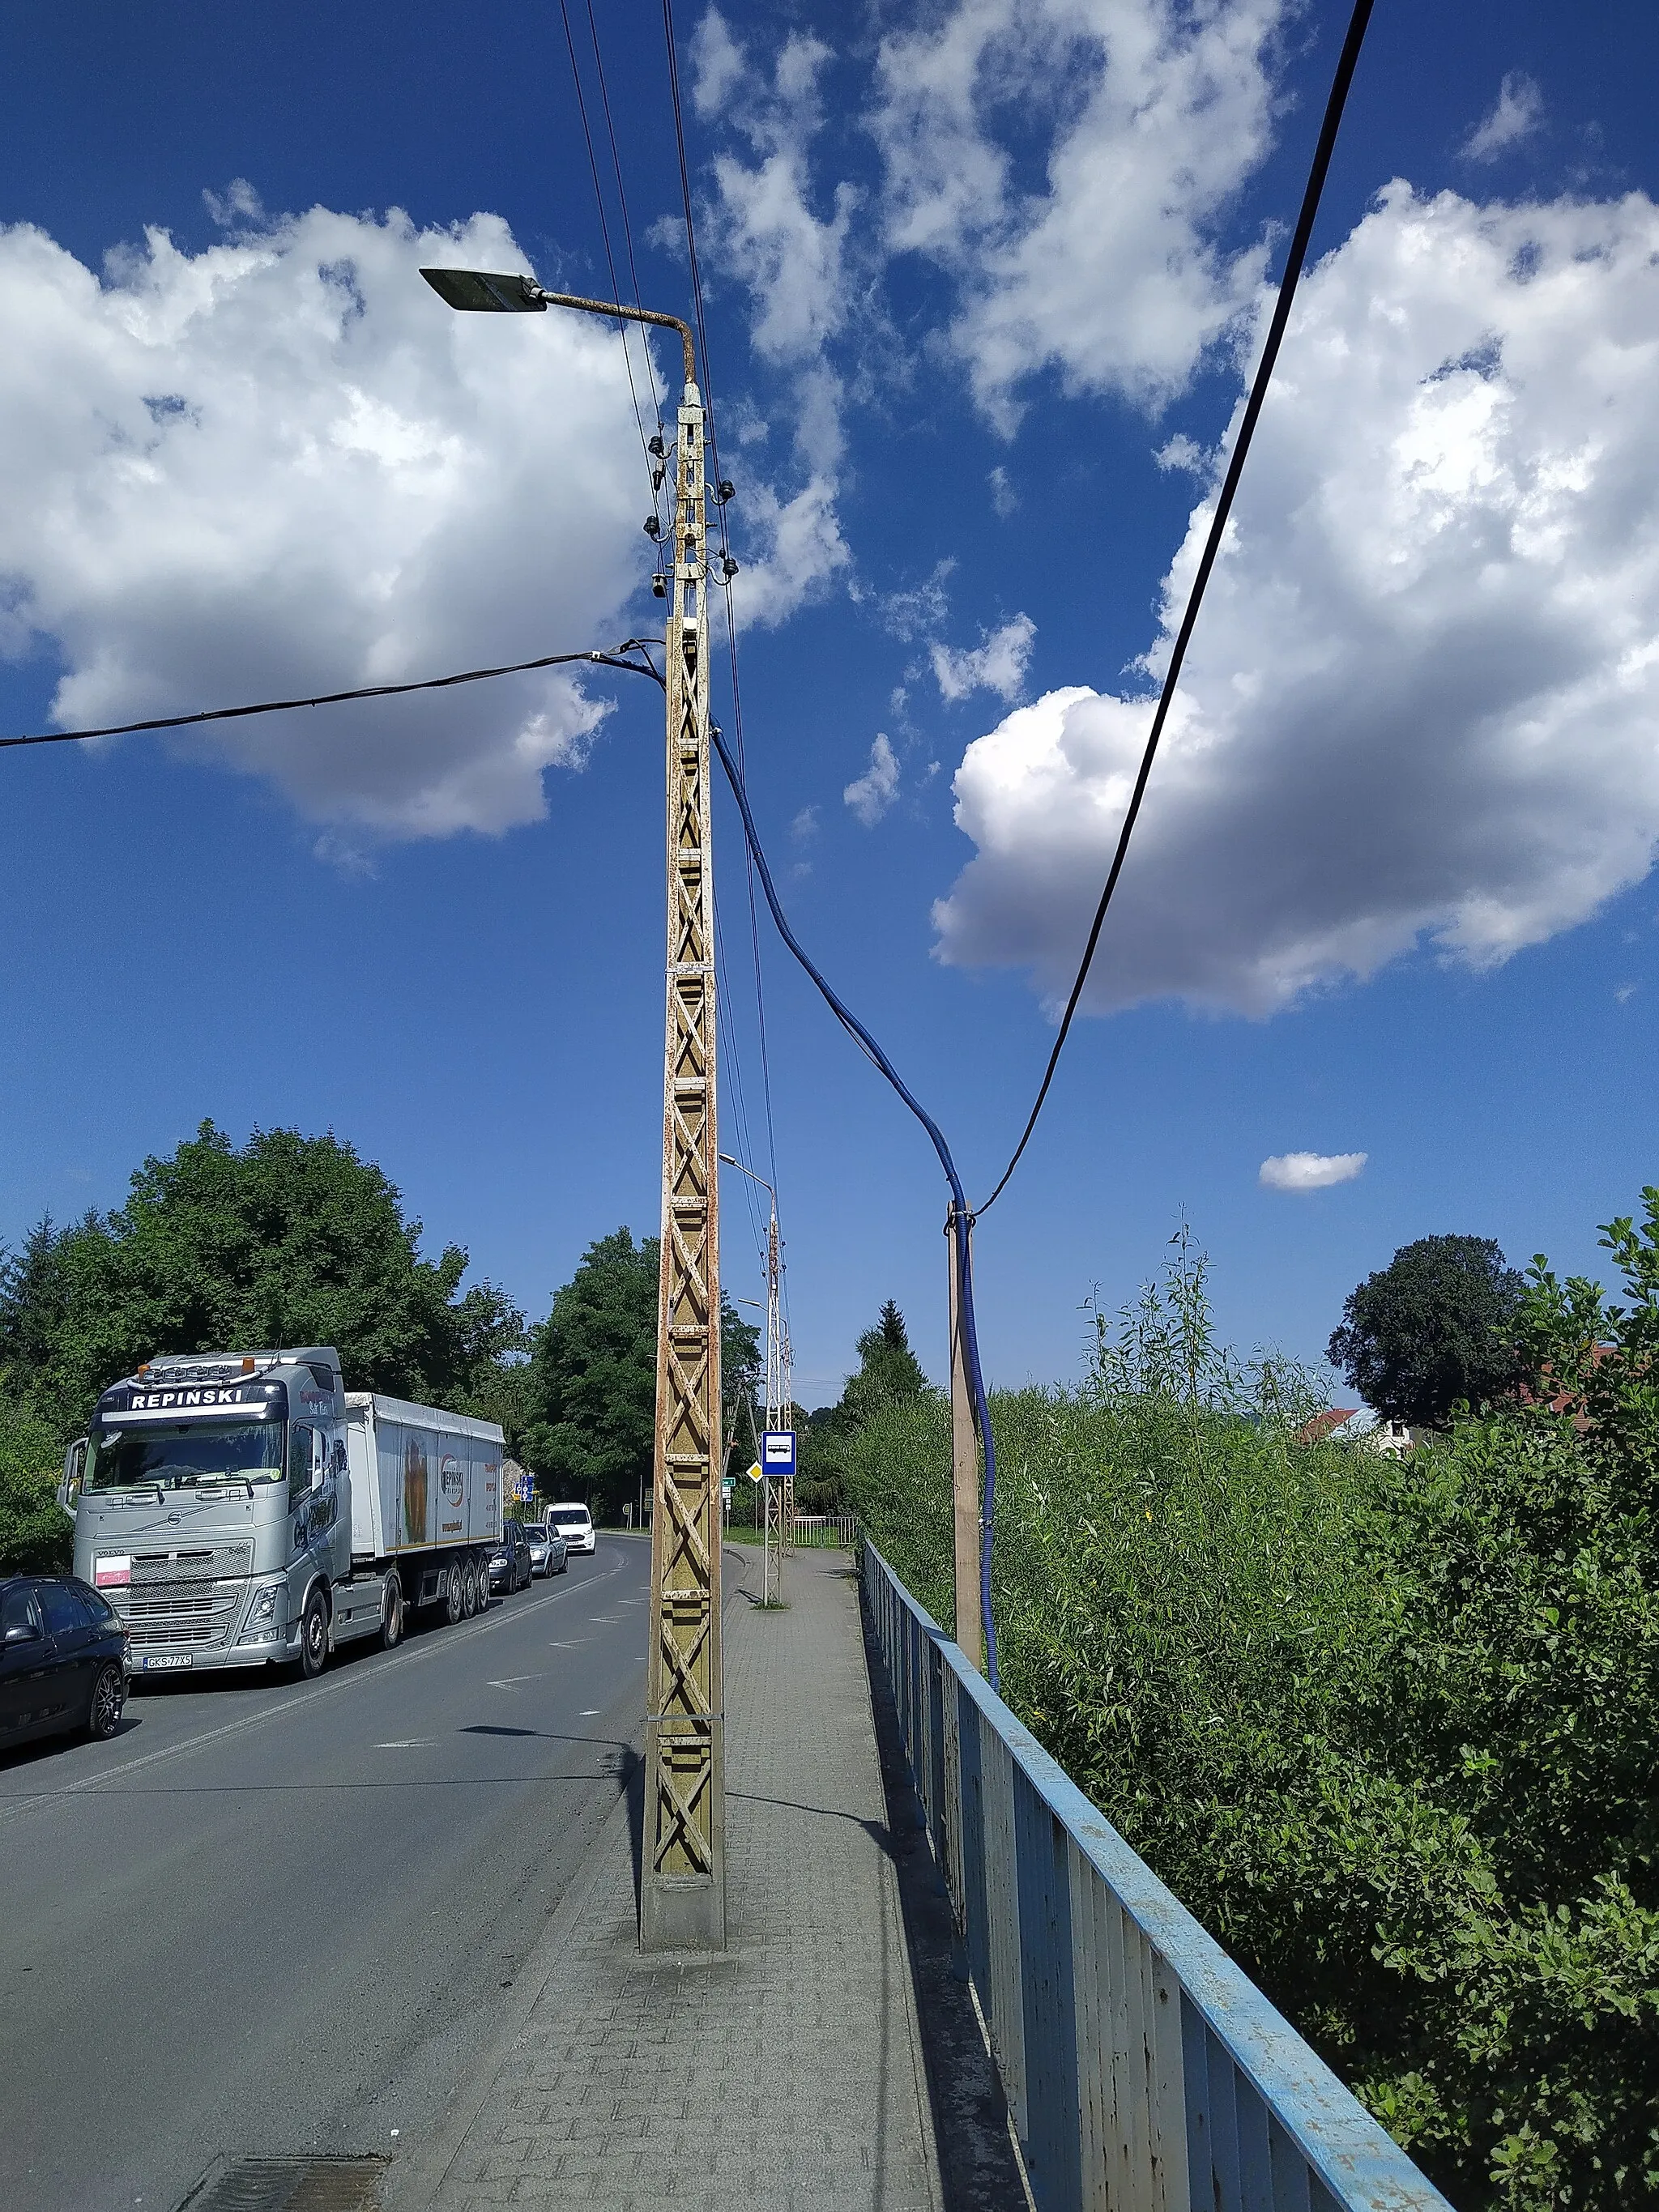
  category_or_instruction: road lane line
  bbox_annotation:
[0,1548,638,1831]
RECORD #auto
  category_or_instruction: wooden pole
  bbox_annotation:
[947,1204,982,1670]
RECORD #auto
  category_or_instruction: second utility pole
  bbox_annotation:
[947,1204,983,1670]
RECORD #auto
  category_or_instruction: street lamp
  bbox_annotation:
[423,266,725,1953]
[719,1152,791,1602]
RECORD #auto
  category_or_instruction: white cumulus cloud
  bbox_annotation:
[1259,1151,1367,1192]
[932,613,1036,703]
[872,0,1288,427]
[844,732,900,825]
[934,184,1659,1015]
[689,11,852,626]
[0,202,655,838]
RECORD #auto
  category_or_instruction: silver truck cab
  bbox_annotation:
[66,1348,352,1677]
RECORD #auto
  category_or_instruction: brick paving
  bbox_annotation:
[404,1545,942,2212]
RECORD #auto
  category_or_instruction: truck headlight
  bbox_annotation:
[245,1584,281,1626]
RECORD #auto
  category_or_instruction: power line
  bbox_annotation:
[706,711,1001,1688]
[1,634,1003,1681]
[584,0,665,438]
[0,644,662,750]
[975,0,1375,1218]
[660,2,784,1242]
[557,0,660,509]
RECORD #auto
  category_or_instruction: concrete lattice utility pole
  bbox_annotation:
[420,266,726,1950]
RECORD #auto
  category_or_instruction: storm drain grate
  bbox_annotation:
[175,2156,386,2212]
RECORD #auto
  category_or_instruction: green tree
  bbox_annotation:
[1328,1233,1524,1430]
[0,1120,518,1434]
[798,1299,928,1512]
[0,1385,70,1574]
[519,1226,759,1523]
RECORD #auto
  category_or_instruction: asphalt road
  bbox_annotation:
[0,1536,651,2212]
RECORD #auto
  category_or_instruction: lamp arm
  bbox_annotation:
[528,286,697,390]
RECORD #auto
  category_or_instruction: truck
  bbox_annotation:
[59,1346,505,1680]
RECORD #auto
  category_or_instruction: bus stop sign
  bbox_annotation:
[762,1430,796,1476]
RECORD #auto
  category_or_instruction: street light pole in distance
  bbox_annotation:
[720,1151,789,1602]
[421,266,727,1952]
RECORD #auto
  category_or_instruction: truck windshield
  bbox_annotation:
[87,1418,286,1491]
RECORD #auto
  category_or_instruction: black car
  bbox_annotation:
[1,1574,129,1750]
[488,1519,533,1594]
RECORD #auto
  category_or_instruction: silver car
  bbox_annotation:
[526,1524,569,1578]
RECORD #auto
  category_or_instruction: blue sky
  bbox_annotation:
[3,0,1658,1408]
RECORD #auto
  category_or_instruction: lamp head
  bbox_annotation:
[420,267,547,313]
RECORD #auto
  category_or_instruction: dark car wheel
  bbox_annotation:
[298,1588,329,1679]
[86,1660,125,1741]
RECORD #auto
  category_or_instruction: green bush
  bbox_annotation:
[848,1218,1659,2212]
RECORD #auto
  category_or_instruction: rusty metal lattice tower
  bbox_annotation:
[642,376,727,1952]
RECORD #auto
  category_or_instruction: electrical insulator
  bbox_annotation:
[643,515,662,539]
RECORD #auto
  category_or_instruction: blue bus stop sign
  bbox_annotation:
[761,1430,797,1477]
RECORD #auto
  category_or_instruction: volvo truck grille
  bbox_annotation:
[118,1544,254,1649]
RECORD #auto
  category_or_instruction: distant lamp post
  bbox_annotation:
[422,265,723,1953]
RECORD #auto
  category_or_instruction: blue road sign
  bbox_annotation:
[762,1430,796,1476]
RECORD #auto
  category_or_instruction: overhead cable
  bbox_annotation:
[0,646,663,750]
[661,0,784,1227]
[584,0,666,437]
[2,637,1003,1681]
[975,0,1376,1218]
[704,714,1002,1687]
[557,0,661,506]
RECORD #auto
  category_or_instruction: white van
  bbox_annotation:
[546,1501,596,1557]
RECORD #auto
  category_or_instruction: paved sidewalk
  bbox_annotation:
[402,1545,943,2212]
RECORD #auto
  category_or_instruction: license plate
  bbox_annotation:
[140,1653,193,1672]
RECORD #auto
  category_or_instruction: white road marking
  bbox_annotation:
[0,1547,638,1831]
[375,1740,435,1750]
[487,1674,544,1690]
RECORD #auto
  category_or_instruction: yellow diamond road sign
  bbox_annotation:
[748,1462,763,1483]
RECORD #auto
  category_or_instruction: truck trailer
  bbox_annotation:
[61,1347,504,1679]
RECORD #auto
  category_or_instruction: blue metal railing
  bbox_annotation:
[863,1540,1452,2212]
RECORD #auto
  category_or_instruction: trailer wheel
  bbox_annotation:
[380,1572,404,1651]
[460,1554,479,1618]
[444,1562,464,1626]
[298,1588,329,1679]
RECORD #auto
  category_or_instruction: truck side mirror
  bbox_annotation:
[58,1438,87,1518]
